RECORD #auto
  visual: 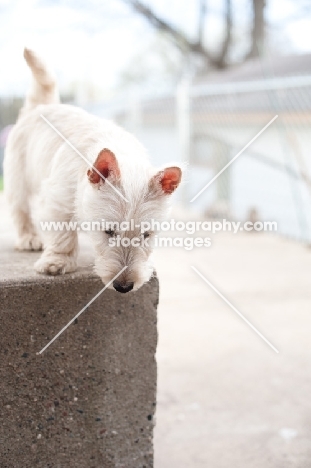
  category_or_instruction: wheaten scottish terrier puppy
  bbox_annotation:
[4,49,182,293]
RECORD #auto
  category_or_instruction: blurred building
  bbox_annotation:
[90,53,311,242]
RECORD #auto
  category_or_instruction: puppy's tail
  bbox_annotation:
[22,48,59,113]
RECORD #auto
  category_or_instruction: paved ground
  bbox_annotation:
[1,195,311,467]
[154,229,311,468]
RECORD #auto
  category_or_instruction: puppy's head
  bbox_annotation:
[83,148,182,293]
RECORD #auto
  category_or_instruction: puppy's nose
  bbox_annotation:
[113,280,134,293]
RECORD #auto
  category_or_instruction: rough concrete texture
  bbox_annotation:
[2,195,311,468]
[0,234,158,468]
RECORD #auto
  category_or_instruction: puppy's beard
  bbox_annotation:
[94,255,154,291]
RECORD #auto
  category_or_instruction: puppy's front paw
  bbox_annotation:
[34,254,77,276]
[15,234,43,251]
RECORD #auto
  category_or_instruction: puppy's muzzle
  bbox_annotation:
[113,280,134,293]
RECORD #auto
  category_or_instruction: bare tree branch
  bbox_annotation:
[247,0,266,58]
[122,0,271,71]
[217,0,232,66]
[122,0,229,68]
[197,0,207,47]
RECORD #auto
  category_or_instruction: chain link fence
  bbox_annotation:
[92,75,311,242]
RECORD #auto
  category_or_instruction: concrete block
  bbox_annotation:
[0,234,158,468]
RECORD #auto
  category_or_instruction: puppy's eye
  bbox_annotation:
[105,229,115,237]
[143,232,150,239]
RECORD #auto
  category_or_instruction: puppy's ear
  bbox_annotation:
[150,166,182,195]
[87,149,120,184]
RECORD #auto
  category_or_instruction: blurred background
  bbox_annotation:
[1,0,311,239]
[1,1,311,467]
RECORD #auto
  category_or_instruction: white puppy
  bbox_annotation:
[4,49,182,293]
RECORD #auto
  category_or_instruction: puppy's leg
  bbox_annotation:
[4,157,42,251]
[34,207,78,275]
[35,228,78,275]
[13,206,43,252]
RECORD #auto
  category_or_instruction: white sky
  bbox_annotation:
[0,0,310,97]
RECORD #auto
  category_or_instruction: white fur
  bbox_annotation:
[4,48,181,292]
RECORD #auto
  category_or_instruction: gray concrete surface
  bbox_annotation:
[2,194,311,467]
[0,225,158,467]
[154,231,311,468]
